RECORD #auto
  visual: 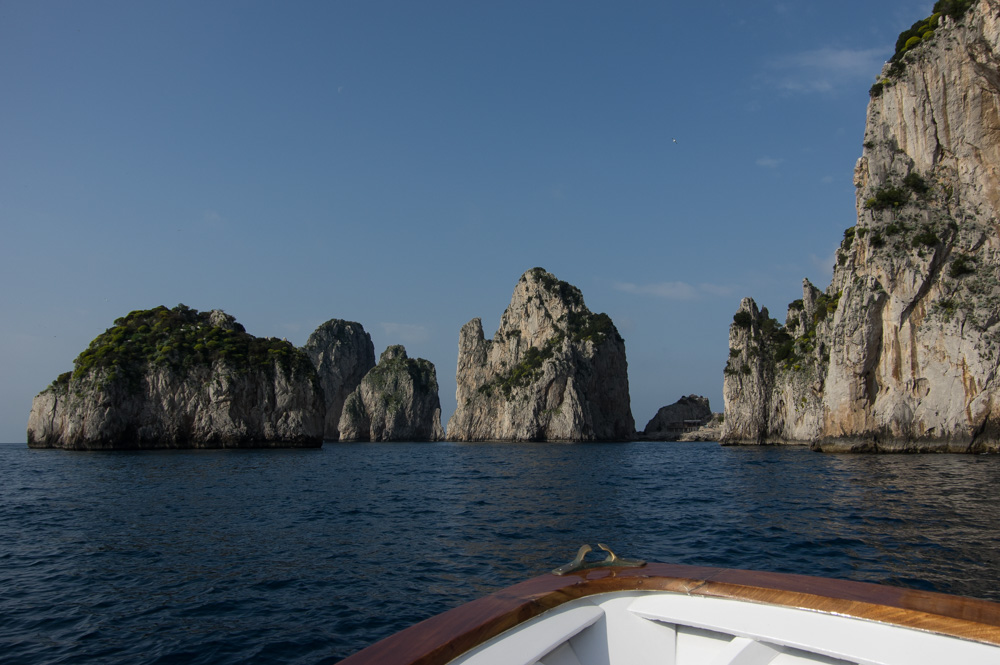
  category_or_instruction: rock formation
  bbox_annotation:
[302,319,375,440]
[722,0,1000,452]
[337,345,445,442]
[677,413,725,442]
[642,395,713,440]
[27,305,324,449]
[447,268,635,441]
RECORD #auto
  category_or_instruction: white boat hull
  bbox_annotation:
[340,560,1000,665]
[453,589,999,665]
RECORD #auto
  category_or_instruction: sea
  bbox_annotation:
[2,440,1000,664]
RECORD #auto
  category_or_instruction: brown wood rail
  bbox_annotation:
[337,563,1000,665]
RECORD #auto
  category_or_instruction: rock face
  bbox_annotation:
[722,1,1000,452]
[27,305,324,449]
[678,413,725,442]
[642,395,713,440]
[338,345,445,442]
[302,319,376,441]
[447,268,635,442]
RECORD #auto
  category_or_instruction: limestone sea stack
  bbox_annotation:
[338,345,445,442]
[447,268,635,442]
[722,0,1000,452]
[303,319,376,441]
[27,305,324,449]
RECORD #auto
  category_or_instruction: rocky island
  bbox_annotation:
[338,345,445,442]
[27,305,325,449]
[722,0,1000,452]
[447,268,635,441]
[640,395,715,441]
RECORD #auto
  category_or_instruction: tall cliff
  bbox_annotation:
[447,268,634,442]
[722,0,1000,452]
[27,305,325,449]
[302,319,375,441]
[338,345,445,442]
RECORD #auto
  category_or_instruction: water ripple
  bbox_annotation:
[2,442,1000,663]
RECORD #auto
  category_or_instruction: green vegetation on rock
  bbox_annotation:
[911,227,941,248]
[903,171,930,196]
[480,335,564,398]
[563,310,615,345]
[842,227,856,251]
[864,186,909,211]
[871,1,973,96]
[529,267,584,308]
[725,311,793,374]
[933,0,974,20]
[69,304,312,385]
[949,253,976,278]
[812,291,842,324]
[367,345,438,394]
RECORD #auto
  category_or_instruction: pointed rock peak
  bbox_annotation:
[520,267,586,310]
[732,298,759,330]
[449,269,634,442]
[379,345,408,363]
[498,268,611,349]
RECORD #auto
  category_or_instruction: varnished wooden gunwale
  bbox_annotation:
[337,562,1000,665]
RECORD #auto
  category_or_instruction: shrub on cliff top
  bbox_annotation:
[889,2,971,66]
[70,304,311,383]
[933,0,973,20]
[893,14,940,62]
[528,267,584,308]
[884,1,975,78]
[564,310,615,344]
[733,311,753,329]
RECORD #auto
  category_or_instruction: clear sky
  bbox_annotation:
[0,1,936,442]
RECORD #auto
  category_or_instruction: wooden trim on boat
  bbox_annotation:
[338,562,1000,665]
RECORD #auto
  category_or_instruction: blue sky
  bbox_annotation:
[0,1,935,442]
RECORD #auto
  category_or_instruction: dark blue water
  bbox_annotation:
[3,441,1000,664]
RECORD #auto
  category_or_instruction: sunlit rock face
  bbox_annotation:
[722,1,1000,452]
[447,268,635,442]
[338,345,445,442]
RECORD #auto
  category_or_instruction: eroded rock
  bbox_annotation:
[447,268,634,442]
[338,345,445,442]
[722,2,1000,452]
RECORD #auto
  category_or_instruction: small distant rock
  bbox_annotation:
[678,413,724,442]
[641,395,714,441]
